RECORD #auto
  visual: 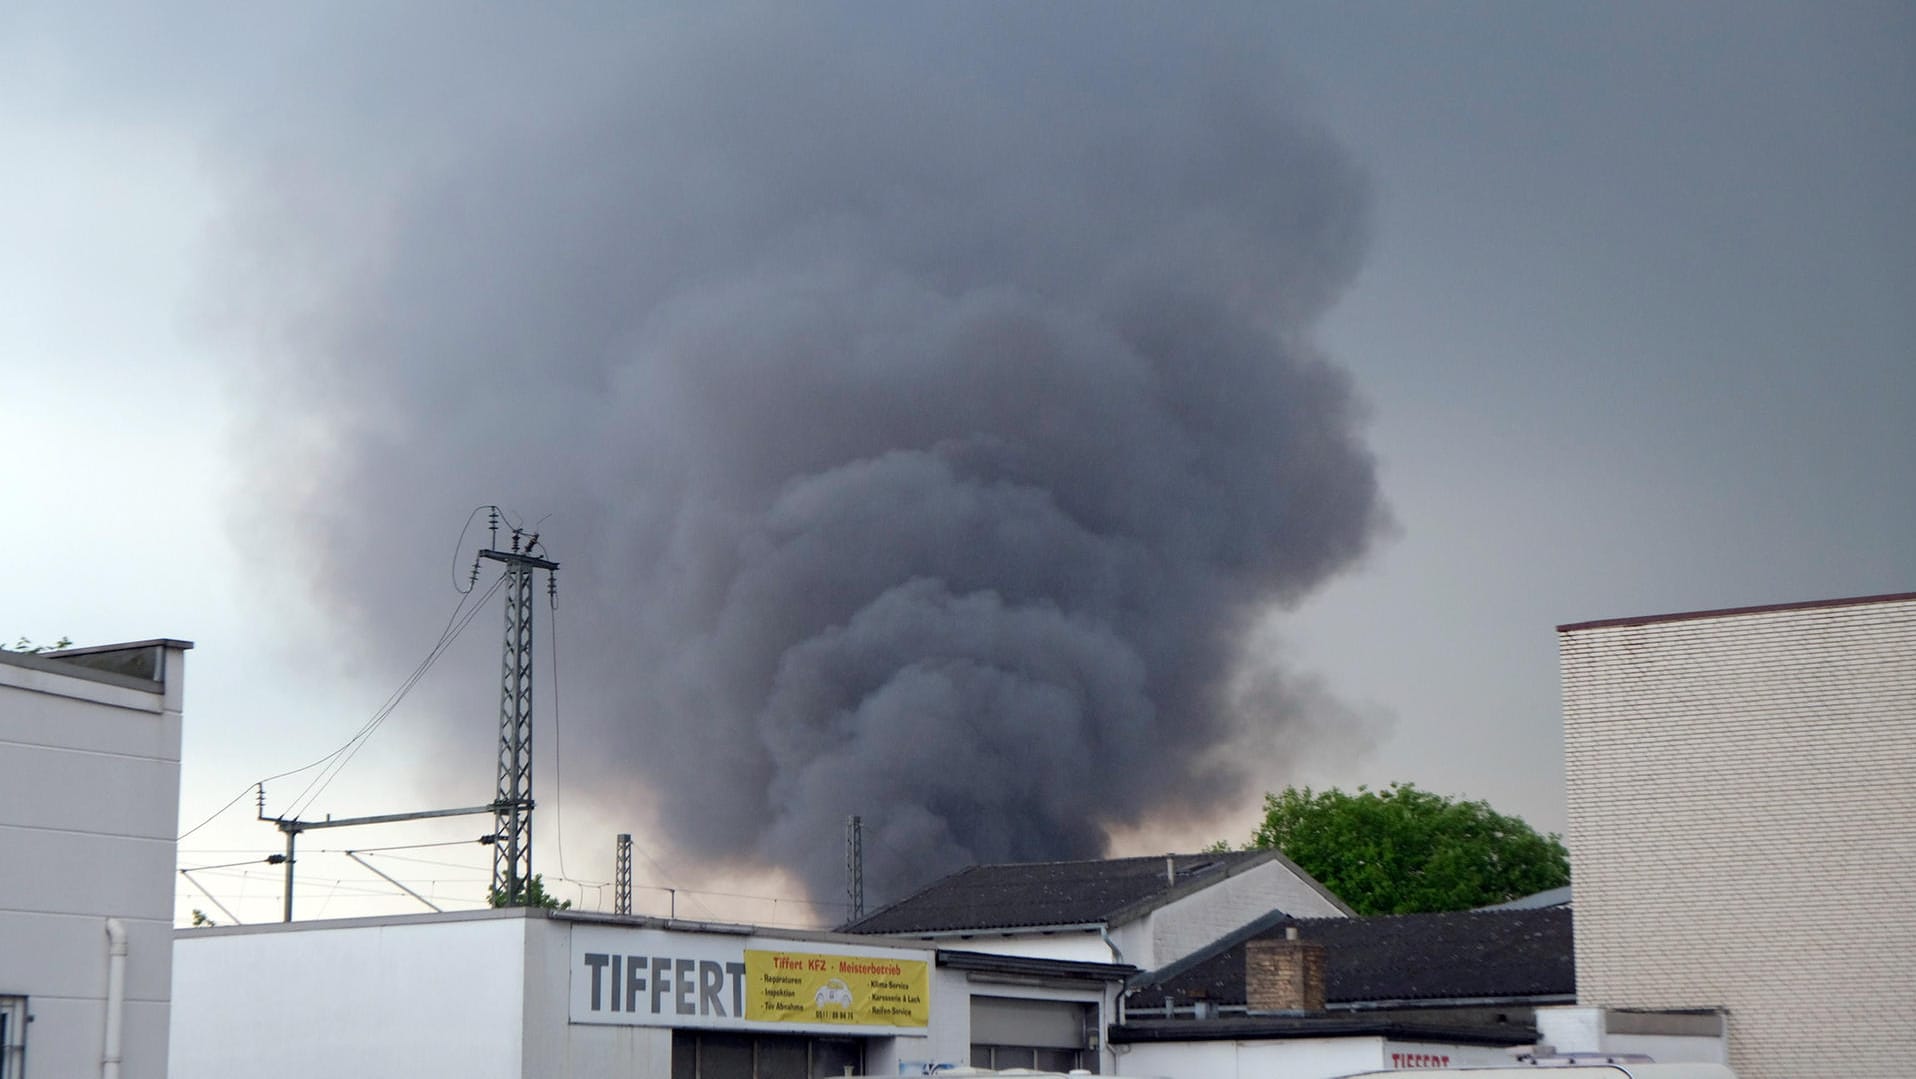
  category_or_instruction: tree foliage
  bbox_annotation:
[488,873,572,910]
[1243,782,1568,915]
[5,636,73,654]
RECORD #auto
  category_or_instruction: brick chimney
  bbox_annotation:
[1246,927,1326,1013]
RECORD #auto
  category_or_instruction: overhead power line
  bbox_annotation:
[176,569,505,842]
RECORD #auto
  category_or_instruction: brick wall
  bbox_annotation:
[1245,934,1326,1013]
[1559,594,1916,1079]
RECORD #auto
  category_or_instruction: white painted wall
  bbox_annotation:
[1534,1007,1727,1066]
[518,915,676,1077]
[910,930,1117,964]
[171,912,531,1079]
[1560,595,1916,1079]
[1144,857,1349,971]
[0,642,186,1079]
[175,911,1117,1078]
[906,961,978,1071]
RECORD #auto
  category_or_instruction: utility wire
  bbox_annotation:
[178,864,851,926]
[182,569,504,840]
[177,786,262,842]
[320,839,487,855]
[284,575,495,802]
[284,570,506,819]
[287,571,501,815]
[450,505,490,594]
[548,582,568,882]
[349,851,494,873]
[622,834,721,920]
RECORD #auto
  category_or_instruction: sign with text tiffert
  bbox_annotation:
[570,925,930,1033]
[744,948,929,1027]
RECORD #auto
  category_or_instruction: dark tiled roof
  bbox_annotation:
[1128,906,1573,1007]
[938,949,1137,982]
[1110,1015,1537,1047]
[843,851,1280,934]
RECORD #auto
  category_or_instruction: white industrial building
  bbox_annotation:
[1559,591,1916,1079]
[170,907,1130,1079]
[0,639,191,1079]
[169,842,1734,1078]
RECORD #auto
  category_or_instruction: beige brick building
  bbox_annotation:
[1559,592,1916,1079]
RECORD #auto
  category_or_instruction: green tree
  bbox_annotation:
[488,873,572,910]
[4,636,73,654]
[1241,782,1568,915]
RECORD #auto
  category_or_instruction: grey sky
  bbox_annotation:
[4,3,1910,923]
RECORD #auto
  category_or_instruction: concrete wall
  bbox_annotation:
[1560,594,1916,1079]
[0,642,186,1079]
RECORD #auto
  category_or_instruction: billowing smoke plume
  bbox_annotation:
[202,6,1385,906]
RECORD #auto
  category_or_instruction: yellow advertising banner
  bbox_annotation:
[743,949,930,1027]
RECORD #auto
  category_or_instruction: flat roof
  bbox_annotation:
[1108,1015,1535,1047]
[44,638,196,656]
[1557,590,1916,634]
[176,906,952,951]
[0,637,194,694]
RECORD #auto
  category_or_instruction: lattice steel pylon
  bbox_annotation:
[615,834,633,915]
[846,815,864,923]
[481,533,558,906]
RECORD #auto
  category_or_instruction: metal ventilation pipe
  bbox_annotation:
[103,918,127,1079]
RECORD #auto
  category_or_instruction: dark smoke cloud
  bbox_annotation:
[190,5,1384,906]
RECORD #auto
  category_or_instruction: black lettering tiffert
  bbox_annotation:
[584,953,610,1011]
[626,954,648,1013]
[727,962,746,1016]
[651,957,672,1013]
[699,960,726,1016]
[676,958,697,1015]
[609,955,624,1013]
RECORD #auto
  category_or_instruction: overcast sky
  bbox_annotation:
[5,3,1911,926]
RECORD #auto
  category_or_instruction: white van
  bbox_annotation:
[1339,1066,1736,1079]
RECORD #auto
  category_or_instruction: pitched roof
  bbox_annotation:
[1128,906,1573,1007]
[843,851,1287,934]
[1476,885,1572,911]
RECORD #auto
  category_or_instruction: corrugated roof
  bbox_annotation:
[1128,906,1573,1007]
[843,851,1278,934]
